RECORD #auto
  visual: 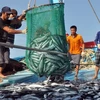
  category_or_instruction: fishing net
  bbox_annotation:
[25,3,70,77]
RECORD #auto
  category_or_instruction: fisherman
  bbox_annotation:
[0,6,26,78]
[67,25,84,80]
[93,31,100,79]
[7,9,25,44]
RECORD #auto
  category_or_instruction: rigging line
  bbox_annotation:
[34,0,36,7]
[88,0,100,23]
[28,0,32,9]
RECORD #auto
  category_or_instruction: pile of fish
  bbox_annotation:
[1,79,100,100]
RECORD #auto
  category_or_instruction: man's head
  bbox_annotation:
[9,9,18,19]
[70,25,77,35]
[1,6,12,20]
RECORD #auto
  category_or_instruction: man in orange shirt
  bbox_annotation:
[67,25,84,80]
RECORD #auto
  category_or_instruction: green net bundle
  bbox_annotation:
[26,3,70,77]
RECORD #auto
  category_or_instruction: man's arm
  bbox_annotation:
[95,32,99,45]
[10,18,22,29]
[80,36,84,52]
[66,36,69,43]
[82,43,85,52]
[3,26,23,34]
[66,36,70,51]
[18,14,26,21]
[10,14,26,29]
[0,19,24,34]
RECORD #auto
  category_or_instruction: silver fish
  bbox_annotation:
[21,94,41,100]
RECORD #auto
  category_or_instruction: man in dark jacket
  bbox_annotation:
[7,9,25,44]
[93,31,100,79]
[0,6,26,78]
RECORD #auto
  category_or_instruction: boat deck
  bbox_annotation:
[0,69,100,87]
[0,70,46,87]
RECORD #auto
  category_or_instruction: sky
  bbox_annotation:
[0,0,100,58]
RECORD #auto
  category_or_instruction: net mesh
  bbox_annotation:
[26,3,70,77]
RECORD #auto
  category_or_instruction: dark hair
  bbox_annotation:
[11,9,18,15]
[70,25,77,31]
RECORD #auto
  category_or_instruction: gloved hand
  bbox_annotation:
[18,10,26,21]
[22,10,26,15]
[22,29,27,34]
[81,51,85,57]
[22,10,26,19]
[97,44,100,49]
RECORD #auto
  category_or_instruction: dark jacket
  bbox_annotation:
[95,31,100,51]
[7,18,22,44]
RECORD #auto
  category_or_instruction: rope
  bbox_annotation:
[28,0,32,9]
[33,0,36,7]
[0,42,67,56]
[25,3,64,12]
[72,64,95,65]
[88,0,100,23]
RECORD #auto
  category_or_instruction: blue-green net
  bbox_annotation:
[26,3,70,77]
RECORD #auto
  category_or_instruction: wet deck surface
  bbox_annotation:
[1,69,99,86]
[65,69,100,81]
[0,70,45,87]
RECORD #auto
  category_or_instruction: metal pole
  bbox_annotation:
[0,42,67,56]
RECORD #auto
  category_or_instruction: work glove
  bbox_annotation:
[22,28,27,34]
[22,10,26,15]
[81,51,85,57]
[97,44,100,49]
